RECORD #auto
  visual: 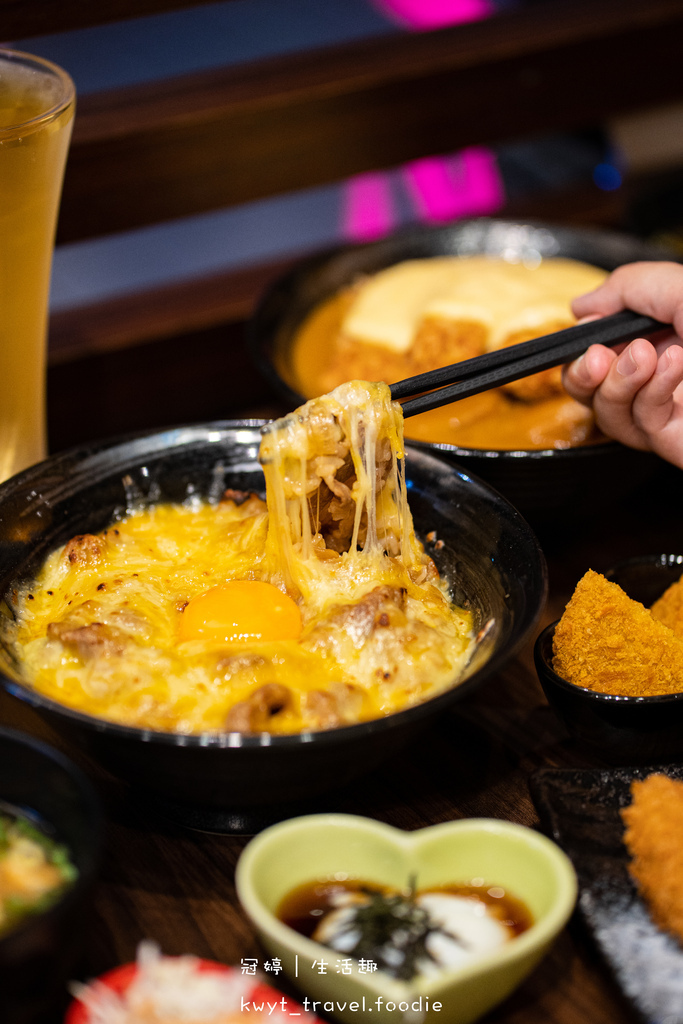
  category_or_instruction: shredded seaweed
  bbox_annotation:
[325,878,466,981]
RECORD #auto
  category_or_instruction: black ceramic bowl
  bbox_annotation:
[535,554,683,764]
[0,422,546,832]
[249,218,673,521]
[0,726,102,1024]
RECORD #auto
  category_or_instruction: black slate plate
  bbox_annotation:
[531,765,683,1024]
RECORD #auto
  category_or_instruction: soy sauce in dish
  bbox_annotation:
[278,877,533,981]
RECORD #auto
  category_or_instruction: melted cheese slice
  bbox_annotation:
[342,256,607,352]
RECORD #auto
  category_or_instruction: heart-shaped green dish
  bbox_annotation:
[235,814,577,1024]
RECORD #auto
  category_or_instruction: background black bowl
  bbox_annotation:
[249,217,674,523]
[535,555,683,764]
[604,552,683,604]
[0,422,546,832]
[0,726,102,1024]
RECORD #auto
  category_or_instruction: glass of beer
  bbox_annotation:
[0,49,75,483]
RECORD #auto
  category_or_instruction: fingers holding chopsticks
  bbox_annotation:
[563,261,683,467]
[572,261,683,339]
[564,338,681,446]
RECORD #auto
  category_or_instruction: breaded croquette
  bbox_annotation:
[500,322,570,402]
[552,569,683,695]
[622,773,683,944]
[651,573,683,638]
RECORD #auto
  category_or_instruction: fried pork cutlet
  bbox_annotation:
[622,773,683,944]
[552,569,683,696]
[651,573,683,638]
[499,321,570,402]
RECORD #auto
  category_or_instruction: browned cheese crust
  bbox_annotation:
[552,569,683,695]
[63,534,104,566]
[622,773,683,944]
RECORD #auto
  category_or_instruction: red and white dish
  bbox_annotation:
[65,946,320,1024]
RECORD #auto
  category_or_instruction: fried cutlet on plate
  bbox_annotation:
[622,773,683,945]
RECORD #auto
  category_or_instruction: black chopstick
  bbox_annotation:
[391,309,668,418]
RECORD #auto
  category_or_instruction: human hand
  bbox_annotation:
[562,261,683,469]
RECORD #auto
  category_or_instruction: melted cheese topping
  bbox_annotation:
[8,382,474,735]
[260,380,425,605]
[342,256,607,353]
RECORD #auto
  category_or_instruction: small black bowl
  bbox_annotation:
[249,217,672,521]
[535,554,683,764]
[0,422,545,832]
[0,726,102,1024]
[604,552,683,605]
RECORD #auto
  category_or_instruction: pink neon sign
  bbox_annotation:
[342,0,504,241]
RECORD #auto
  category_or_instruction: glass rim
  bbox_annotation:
[0,47,75,134]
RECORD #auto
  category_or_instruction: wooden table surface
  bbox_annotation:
[5,455,681,1024]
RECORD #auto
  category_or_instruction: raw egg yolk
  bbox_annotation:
[179,579,302,644]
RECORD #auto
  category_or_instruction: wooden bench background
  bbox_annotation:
[6,0,683,451]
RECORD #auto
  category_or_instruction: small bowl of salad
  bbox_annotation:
[0,726,103,1024]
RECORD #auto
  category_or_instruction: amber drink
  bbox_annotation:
[0,50,74,482]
